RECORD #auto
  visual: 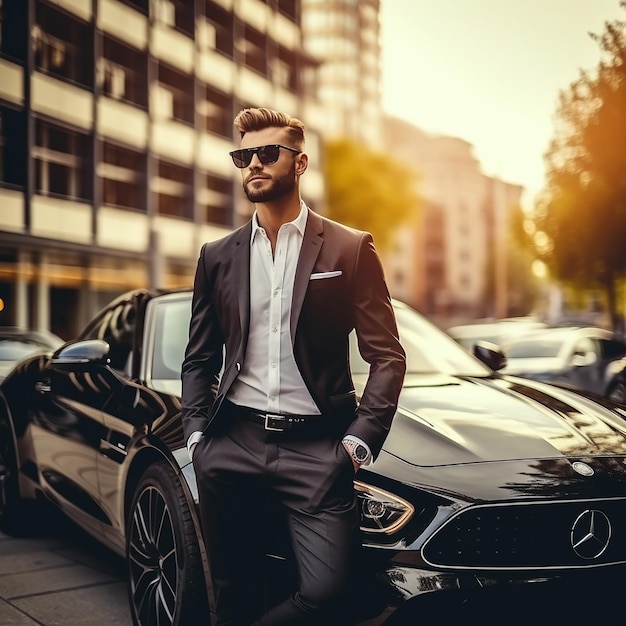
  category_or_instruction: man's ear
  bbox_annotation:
[295,153,308,176]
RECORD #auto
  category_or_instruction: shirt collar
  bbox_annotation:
[251,200,309,245]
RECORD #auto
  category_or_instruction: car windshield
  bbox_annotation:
[149,296,492,393]
[505,337,563,359]
[350,303,491,376]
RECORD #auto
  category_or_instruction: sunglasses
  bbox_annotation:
[229,144,300,168]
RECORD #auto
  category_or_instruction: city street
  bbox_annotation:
[0,512,131,625]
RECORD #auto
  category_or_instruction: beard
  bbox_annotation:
[243,162,296,203]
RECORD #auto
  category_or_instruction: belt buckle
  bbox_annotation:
[264,413,287,432]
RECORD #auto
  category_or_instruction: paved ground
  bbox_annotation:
[0,512,131,626]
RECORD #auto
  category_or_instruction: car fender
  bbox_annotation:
[121,436,209,579]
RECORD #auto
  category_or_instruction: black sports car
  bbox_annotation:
[1,288,626,625]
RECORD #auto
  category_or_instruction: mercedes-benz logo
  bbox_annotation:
[572,461,594,476]
[570,509,611,559]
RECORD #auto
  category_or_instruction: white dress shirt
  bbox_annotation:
[228,201,320,414]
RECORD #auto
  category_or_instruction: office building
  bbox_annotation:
[301,0,382,146]
[383,116,523,320]
[0,0,325,338]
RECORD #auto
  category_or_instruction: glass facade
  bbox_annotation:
[0,0,324,337]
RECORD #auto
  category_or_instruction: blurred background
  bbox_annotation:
[0,0,625,341]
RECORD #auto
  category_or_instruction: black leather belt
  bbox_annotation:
[225,400,323,432]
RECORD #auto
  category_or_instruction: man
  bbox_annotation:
[182,107,406,625]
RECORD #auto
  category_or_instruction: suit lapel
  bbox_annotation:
[234,222,252,352]
[291,209,323,341]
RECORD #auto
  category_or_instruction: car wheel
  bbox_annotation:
[127,461,209,626]
[607,378,626,405]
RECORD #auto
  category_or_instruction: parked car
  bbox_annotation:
[499,326,626,398]
[606,365,626,405]
[0,327,63,382]
[1,289,626,625]
[447,317,547,351]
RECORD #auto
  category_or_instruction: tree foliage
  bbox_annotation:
[533,4,626,327]
[323,139,420,251]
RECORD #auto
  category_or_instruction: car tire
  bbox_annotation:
[607,378,626,405]
[126,460,209,626]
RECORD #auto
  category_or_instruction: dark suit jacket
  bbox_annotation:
[181,208,406,458]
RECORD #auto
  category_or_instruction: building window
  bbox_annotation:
[237,26,266,75]
[150,0,194,36]
[125,0,148,15]
[274,45,298,92]
[154,159,193,219]
[198,85,232,138]
[0,0,4,55]
[0,106,26,188]
[200,1,233,57]
[33,119,92,201]
[33,0,93,88]
[198,172,232,226]
[1,0,27,61]
[278,0,298,22]
[152,62,194,125]
[99,35,147,108]
[99,142,145,211]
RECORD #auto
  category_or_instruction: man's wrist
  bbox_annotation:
[342,437,371,466]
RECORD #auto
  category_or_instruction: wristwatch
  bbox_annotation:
[343,439,370,465]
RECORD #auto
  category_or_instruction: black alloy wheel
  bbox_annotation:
[126,461,209,626]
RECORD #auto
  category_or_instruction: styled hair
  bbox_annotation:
[233,107,305,149]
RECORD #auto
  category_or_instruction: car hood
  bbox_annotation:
[381,373,626,467]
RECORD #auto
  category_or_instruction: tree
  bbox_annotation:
[533,4,626,329]
[323,139,420,251]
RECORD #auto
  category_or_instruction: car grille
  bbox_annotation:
[422,498,626,570]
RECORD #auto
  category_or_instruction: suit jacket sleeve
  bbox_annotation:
[181,243,225,440]
[346,233,406,458]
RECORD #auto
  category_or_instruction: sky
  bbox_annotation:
[380,0,625,209]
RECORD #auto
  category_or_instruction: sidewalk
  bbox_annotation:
[0,513,131,625]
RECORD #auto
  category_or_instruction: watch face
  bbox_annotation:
[354,444,368,462]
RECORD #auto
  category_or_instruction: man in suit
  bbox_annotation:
[182,107,406,625]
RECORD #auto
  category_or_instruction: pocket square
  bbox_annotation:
[309,270,343,280]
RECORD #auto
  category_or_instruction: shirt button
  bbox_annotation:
[271,363,277,368]
[272,326,278,333]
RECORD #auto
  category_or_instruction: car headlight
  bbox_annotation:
[355,480,414,534]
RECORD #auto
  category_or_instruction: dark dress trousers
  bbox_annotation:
[182,208,406,625]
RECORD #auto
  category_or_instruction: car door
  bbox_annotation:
[70,293,144,550]
[95,292,189,552]
[29,335,113,537]
[567,336,602,393]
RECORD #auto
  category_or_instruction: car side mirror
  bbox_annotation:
[473,340,507,371]
[51,339,111,371]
